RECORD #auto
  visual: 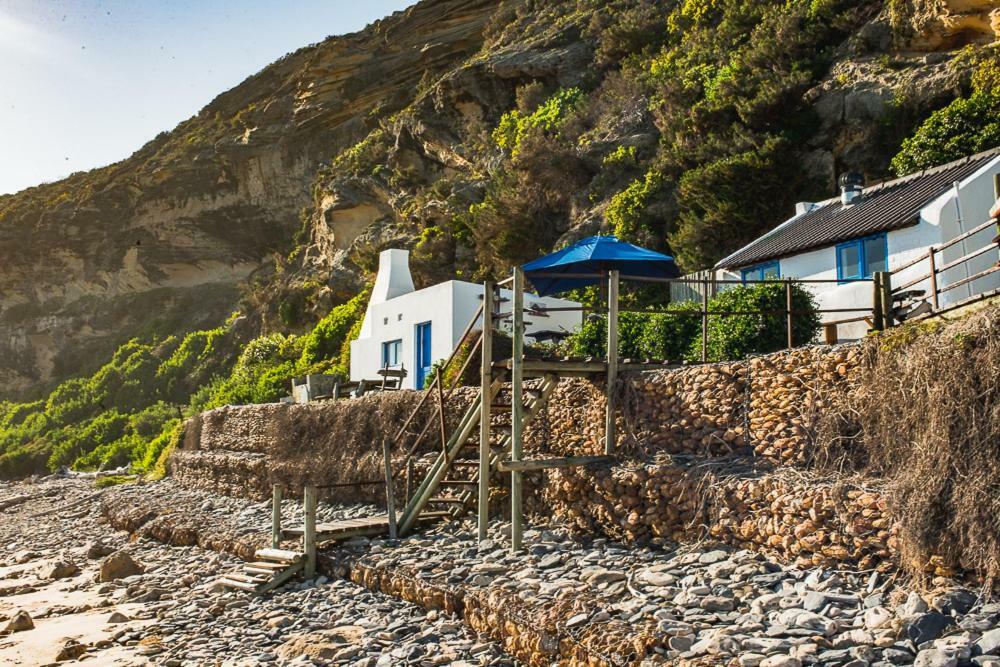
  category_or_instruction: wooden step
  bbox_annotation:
[254,548,303,564]
[216,577,260,592]
[227,572,269,585]
[245,565,281,577]
[244,561,287,571]
[417,511,454,520]
[441,479,477,486]
[428,496,466,504]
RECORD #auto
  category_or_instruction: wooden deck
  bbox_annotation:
[280,511,452,542]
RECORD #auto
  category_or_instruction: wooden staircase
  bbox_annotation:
[396,371,559,535]
[215,548,304,594]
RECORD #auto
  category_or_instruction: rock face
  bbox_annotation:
[0,0,499,399]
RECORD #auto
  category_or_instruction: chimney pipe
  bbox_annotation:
[839,172,864,206]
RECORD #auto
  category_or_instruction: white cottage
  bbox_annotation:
[350,250,583,389]
[715,148,1000,339]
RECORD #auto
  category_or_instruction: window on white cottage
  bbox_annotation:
[381,339,402,368]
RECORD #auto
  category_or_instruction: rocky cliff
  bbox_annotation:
[0,0,498,400]
[1,0,996,400]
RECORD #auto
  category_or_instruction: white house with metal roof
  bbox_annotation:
[350,249,583,390]
[714,148,1000,339]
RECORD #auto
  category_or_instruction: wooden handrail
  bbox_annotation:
[936,264,1000,295]
[934,241,998,275]
[389,302,485,445]
[891,218,999,275]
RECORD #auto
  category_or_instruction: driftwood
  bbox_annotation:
[0,494,34,511]
[30,490,105,518]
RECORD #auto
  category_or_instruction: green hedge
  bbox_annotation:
[563,282,821,362]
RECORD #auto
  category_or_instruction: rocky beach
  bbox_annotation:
[3,475,1000,666]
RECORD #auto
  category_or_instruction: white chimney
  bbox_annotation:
[358,249,415,338]
[370,249,415,305]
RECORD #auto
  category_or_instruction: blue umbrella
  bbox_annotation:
[521,235,680,296]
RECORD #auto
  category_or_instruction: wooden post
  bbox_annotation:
[700,277,709,362]
[785,278,794,349]
[871,272,884,331]
[478,281,494,542]
[382,439,397,540]
[604,270,619,456]
[303,485,317,579]
[879,271,895,328]
[927,249,940,311]
[435,378,448,458]
[405,458,414,505]
[510,268,525,553]
[271,485,282,549]
[823,323,838,345]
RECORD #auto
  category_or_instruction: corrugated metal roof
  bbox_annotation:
[715,148,1000,270]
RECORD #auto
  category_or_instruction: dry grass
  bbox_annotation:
[820,306,1000,582]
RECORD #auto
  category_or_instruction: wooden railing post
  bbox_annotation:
[405,458,414,506]
[382,439,397,540]
[878,271,894,328]
[478,281,494,543]
[604,270,619,456]
[785,278,794,349]
[872,273,884,331]
[510,268,525,553]
[927,248,940,310]
[271,484,282,549]
[302,485,317,578]
[700,277,709,362]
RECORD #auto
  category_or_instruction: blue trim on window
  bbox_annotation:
[740,260,780,283]
[836,233,886,283]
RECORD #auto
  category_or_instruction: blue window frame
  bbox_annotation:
[836,233,886,283]
[381,339,402,368]
[741,260,780,283]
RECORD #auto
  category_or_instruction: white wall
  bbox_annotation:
[350,280,583,389]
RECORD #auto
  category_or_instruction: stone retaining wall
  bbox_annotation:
[543,459,907,573]
[173,344,862,493]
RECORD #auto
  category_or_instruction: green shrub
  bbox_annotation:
[699,282,820,361]
[890,89,1000,176]
[639,302,703,360]
[607,169,664,241]
[299,289,369,366]
[493,87,584,155]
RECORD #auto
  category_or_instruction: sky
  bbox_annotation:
[0,0,413,195]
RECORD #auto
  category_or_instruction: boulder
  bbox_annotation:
[99,551,143,582]
[3,610,34,633]
[85,541,115,560]
[905,612,954,644]
[39,560,79,580]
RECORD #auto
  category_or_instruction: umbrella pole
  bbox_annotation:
[605,270,619,456]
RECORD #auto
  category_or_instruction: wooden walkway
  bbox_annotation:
[280,511,452,541]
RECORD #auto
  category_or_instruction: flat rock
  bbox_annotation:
[914,648,958,667]
[40,560,79,580]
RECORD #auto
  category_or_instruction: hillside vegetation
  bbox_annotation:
[1,0,998,477]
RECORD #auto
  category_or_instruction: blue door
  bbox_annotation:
[415,321,432,388]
